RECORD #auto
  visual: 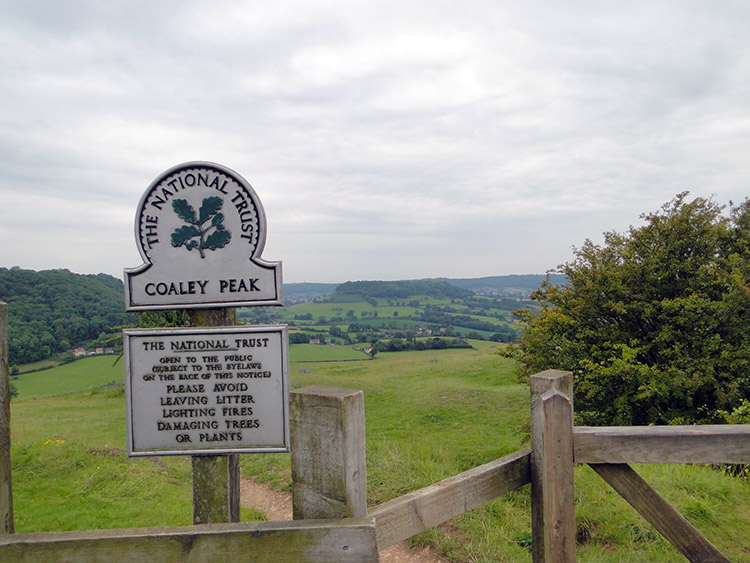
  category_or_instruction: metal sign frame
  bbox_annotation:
[124,325,290,457]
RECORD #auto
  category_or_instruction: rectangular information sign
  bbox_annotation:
[123,325,289,457]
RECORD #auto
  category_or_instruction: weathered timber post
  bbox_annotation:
[290,386,367,520]
[529,370,572,563]
[189,308,240,525]
[0,303,13,534]
[541,388,575,562]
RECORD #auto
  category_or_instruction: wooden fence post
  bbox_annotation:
[188,308,240,525]
[0,303,13,534]
[541,388,575,563]
[290,386,367,520]
[529,370,572,563]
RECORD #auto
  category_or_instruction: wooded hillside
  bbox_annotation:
[0,268,132,365]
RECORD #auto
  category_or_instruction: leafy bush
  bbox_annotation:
[507,193,750,425]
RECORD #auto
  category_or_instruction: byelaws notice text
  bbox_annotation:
[124,327,289,456]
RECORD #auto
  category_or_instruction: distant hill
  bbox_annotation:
[282,274,566,303]
[283,282,339,303]
[335,280,472,300]
[0,267,132,365]
[439,274,568,297]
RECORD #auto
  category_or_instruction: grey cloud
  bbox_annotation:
[1,1,749,280]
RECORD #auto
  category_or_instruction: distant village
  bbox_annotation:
[73,346,116,357]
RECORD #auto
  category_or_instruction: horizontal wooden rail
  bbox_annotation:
[369,449,530,550]
[574,424,750,464]
[0,518,378,562]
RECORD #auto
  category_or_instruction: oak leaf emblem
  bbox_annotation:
[170,197,231,258]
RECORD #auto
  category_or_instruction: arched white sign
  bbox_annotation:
[125,162,282,311]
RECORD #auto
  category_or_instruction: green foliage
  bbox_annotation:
[507,193,750,425]
[0,268,132,365]
[170,197,230,258]
[136,310,188,328]
[716,399,750,480]
[718,399,750,424]
[288,332,313,344]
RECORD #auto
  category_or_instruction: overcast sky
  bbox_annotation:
[1,1,749,283]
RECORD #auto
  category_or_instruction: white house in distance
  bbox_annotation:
[73,347,116,357]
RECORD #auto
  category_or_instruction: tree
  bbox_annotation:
[0,268,133,364]
[506,193,750,425]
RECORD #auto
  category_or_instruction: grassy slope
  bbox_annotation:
[290,343,370,361]
[9,348,750,561]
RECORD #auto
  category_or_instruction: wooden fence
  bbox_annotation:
[367,370,749,562]
[1,302,749,561]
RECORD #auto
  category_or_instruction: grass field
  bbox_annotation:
[13,355,122,399]
[274,294,513,330]
[289,343,371,362]
[9,347,750,561]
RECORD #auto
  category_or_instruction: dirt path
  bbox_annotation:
[239,478,447,562]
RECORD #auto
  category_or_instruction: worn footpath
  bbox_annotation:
[239,478,446,562]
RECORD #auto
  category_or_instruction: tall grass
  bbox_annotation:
[11,386,195,531]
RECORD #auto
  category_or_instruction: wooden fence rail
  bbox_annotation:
[590,464,729,563]
[0,518,378,562]
[574,424,750,464]
[369,448,530,550]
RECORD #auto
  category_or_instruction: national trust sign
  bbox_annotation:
[125,161,282,311]
[123,162,289,456]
